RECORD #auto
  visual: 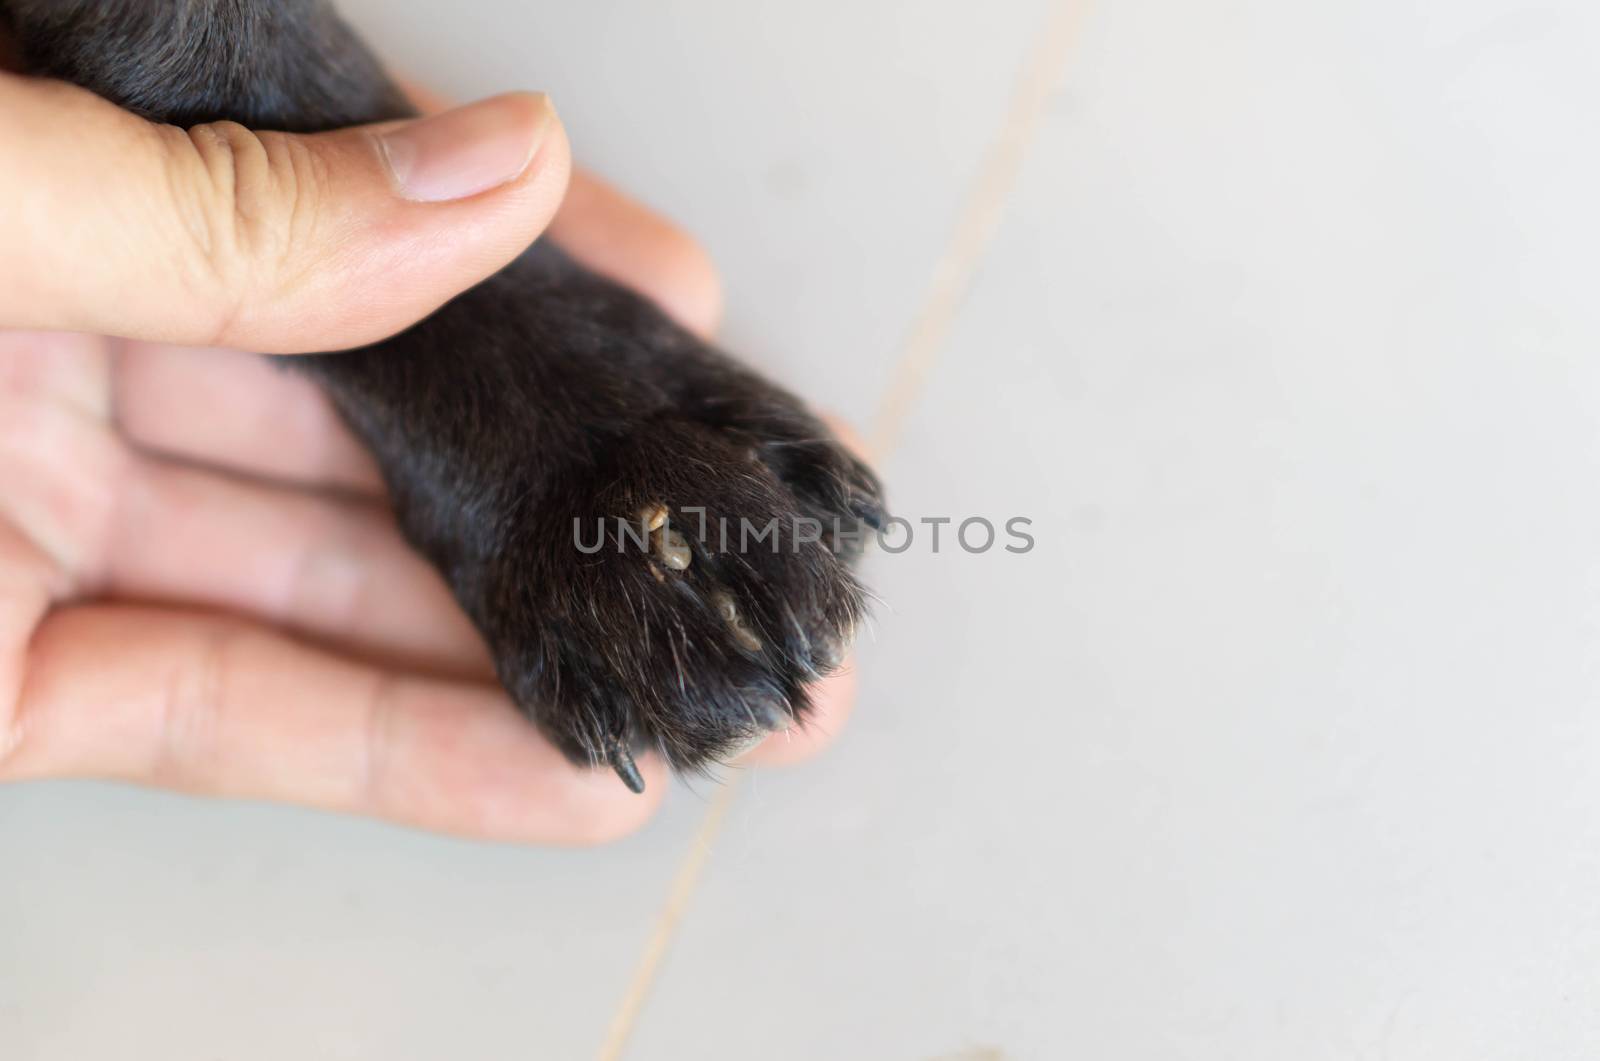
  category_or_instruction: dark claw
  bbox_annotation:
[852,496,888,532]
[750,692,792,731]
[608,741,646,794]
[810,632,847,673]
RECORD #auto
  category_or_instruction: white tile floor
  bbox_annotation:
[6,0,1600,1058]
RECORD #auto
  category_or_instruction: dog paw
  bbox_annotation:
[301,247,885,789]
[492,385,884,787]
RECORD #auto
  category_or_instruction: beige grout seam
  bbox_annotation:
[596,778,741,1061]
[870,0,1091,459]
[595,3,1089,1058]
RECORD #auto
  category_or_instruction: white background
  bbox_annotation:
[5,0,1600,1057]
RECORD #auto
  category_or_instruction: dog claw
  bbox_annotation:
[608,740,645,793]
[752,694,790,731]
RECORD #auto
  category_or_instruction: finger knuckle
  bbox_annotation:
[162,121,329,339]
[153,621,238,789]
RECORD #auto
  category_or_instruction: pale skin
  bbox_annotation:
[0,66,858,845]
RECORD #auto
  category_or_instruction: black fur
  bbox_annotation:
[2,0,884,785]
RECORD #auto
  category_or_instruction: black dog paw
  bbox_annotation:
[299,246,886,788]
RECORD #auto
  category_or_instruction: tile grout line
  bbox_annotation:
[595,778,742,1061]
[869,0,1091,459]
[595,3,1089,1057]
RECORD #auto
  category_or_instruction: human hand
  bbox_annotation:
[0,69,857,843]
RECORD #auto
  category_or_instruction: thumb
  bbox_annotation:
[0,73,570,353]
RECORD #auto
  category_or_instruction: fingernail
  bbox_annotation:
[377,92,555,203]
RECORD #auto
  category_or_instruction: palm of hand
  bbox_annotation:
[0,329,636,840]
